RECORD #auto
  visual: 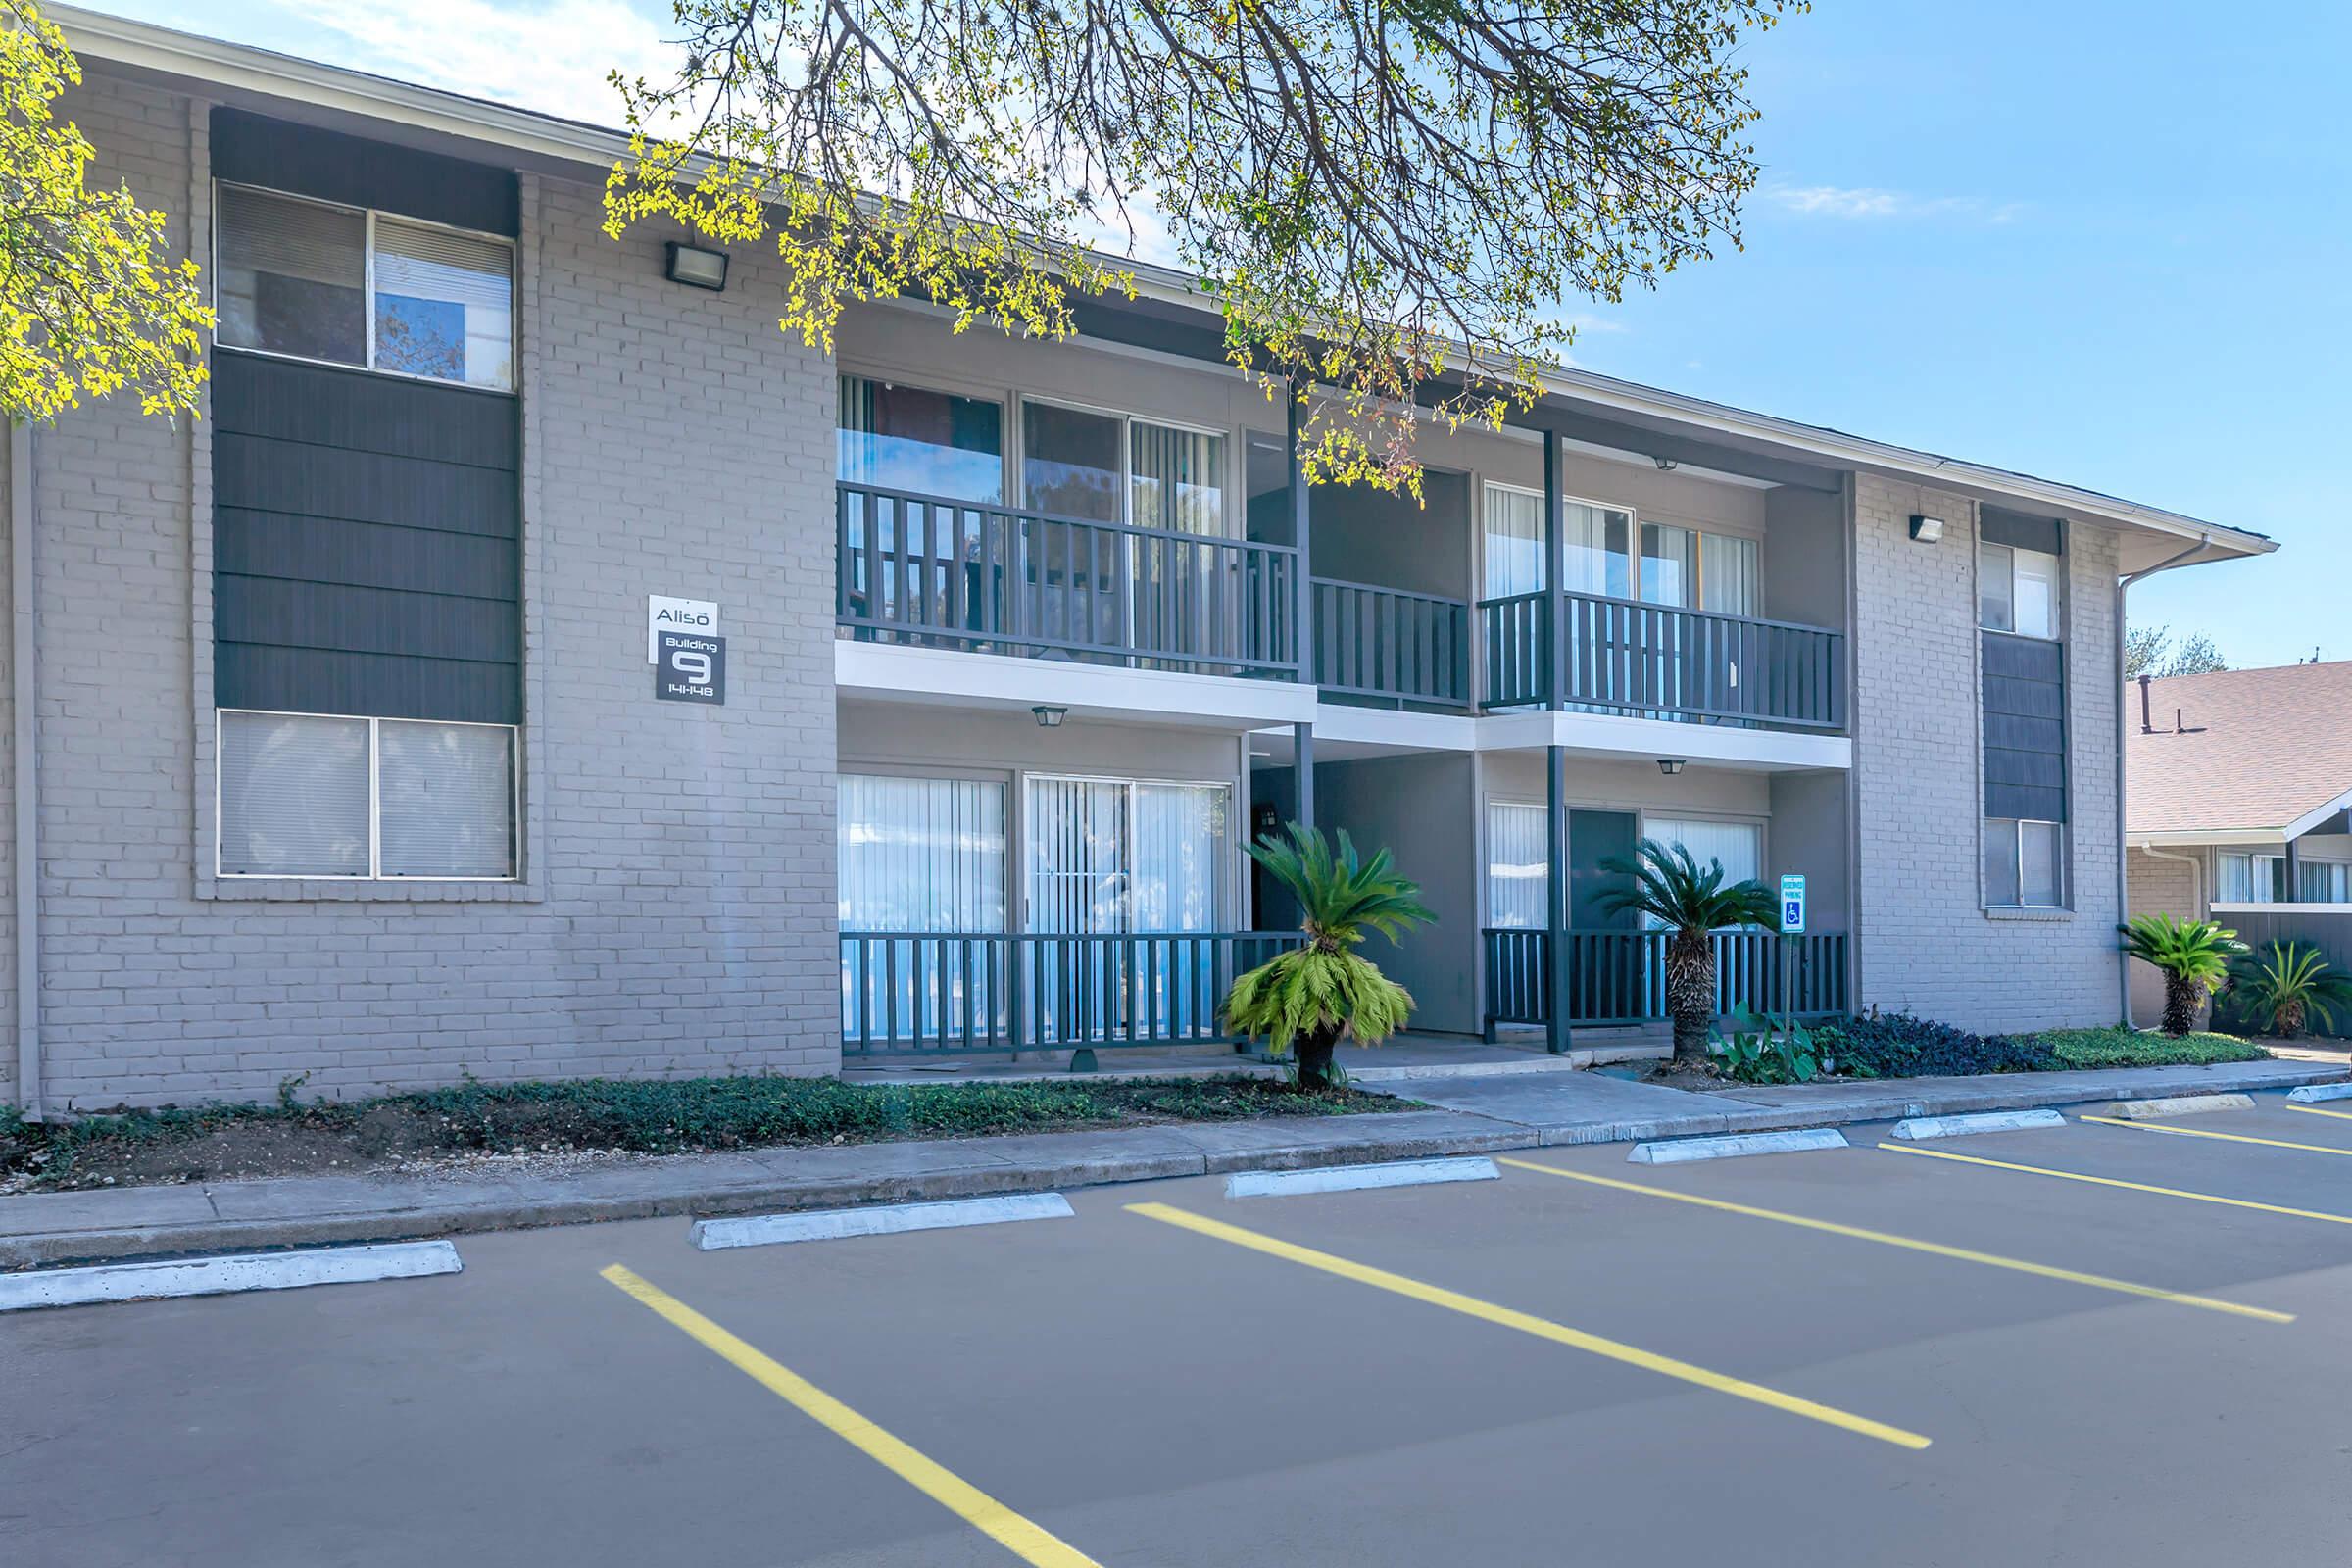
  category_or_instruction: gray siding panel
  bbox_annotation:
[212,108,518,235]
[213,352,520,724]
[1983,628,2067,822]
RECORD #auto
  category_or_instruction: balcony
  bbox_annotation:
[836,479,1844,731]
[1481,928,1849,1035]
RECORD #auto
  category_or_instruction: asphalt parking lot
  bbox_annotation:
[11,1091,2352,1567]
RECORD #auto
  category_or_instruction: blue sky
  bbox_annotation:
[88,0,2349,666]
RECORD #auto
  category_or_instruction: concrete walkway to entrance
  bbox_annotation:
[3,1056,2342,1270]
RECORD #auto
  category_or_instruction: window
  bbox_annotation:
[837,377,1004,504]
[1980,541,2063,639]
[1020,402,1230,533]
[1484,801,1548,927]
[219,710,516,879]
[2299,860,2352,904]
[216,183,514,390]
[837,774,1007,930]
[1644,816,1763,890]
[1984,818,2064,907]
[1480,489,1754,614]
[2218,851,2286,905]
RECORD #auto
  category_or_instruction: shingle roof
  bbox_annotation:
[2127,662,2352,837]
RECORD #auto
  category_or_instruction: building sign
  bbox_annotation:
[647,596,718,662]
[1779,873,1807,935]
[656,631,725,705]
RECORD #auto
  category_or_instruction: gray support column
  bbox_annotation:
[1544,743,1572,1055]
[10,420,38,1118]
[1544,429,1568,709]
[1293,722,1315,834]
[1289,380,1313,687]
[2284,836,2302,903]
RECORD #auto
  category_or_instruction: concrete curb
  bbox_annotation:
[0,1241,462,1312]
[1225,1157,1499,1200]
[1628,1129,1849,1164]
[2104,1094,2257,1120]
[2288,1083,2352,1104]
[692,1193,1073,1250]
[5,1059,2344,1269]
[1889,1109,2068,1141]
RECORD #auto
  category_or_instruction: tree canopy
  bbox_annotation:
[607,0,1802,486]
[2125,623,2227,679]
[0,0,212,424]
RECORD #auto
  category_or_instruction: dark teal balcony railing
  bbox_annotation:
[1482,927,1848,1033]
[841,930,1305,1055]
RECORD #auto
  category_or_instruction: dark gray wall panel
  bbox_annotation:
[214,352,520,724]
[212,109,518,235]
[1982,506,2065,556]
[211,352,517,468]
[1982,627,2067,822]
[215,647,519,727]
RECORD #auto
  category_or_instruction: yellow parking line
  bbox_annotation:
[1878,1143,2352,1226]
[1124,1200,1930,1450]
[600,1264,1105,1568]
[2080,1114,2352,1159]
[1496,1157,2290,1324]
[2286,1102,2352,1124]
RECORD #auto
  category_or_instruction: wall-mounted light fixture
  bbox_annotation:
[1652,456,1680,472]
[1657,758,1686,776]
[1909,514,1945,544]
[664,241,729,292]
[1032,705,1068,729]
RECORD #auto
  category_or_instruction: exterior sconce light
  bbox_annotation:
[1032,705,1068,728]
[1652,456,1680,471]
[1658,758,1686,776]
[1909,514,1945,544]
[664,241,729,292]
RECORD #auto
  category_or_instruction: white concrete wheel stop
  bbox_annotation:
[1627,1129,1849,1164]
[1225,1157,1501,1200]
[691,1193,1075,1250]
[0,1240,463,1312]
[1891,1109,2068,1141]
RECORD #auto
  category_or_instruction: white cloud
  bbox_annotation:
[278,0,674,127]
[1762,184,2025,225]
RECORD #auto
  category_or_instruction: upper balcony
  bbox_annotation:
[836,474,1845,733]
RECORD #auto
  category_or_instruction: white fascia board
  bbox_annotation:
[836,641,1318,729]
[2283,787,2352,841]
[1307,703,1481,754]
[1535,710,1851,771]
[56,1,2272,561]
[2132,829,2286,848]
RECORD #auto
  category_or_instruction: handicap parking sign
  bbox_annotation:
[1779,873,1806,934]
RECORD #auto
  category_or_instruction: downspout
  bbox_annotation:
[10,421,37,1119]
[2115,532,2210,1028]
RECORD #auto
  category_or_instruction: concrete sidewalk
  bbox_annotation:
[3,1056,2342,1268]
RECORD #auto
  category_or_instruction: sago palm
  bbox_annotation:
[2118,913,2243,1037]
[2226,939,2352,1038]
[1224,823,1432,1089]
[1595,838,1780,1070]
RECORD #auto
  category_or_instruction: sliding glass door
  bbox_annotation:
[1027,775,1232,1039]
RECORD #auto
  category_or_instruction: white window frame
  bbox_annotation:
[212,180,518,393]
[2217,849,2286,906]
[1984,816,2067,909]
[1014,394,1237,535]
[1978,539,2065,641]
[1480,797,1550,927]
[215,708,520,882]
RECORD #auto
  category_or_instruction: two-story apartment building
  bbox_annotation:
[0,8,2274,1112]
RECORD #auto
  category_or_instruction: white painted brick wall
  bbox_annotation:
[16,74,839,1108]
[1851,472,2125,1032]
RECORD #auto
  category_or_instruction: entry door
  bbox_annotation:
[1565,809,1640,1023]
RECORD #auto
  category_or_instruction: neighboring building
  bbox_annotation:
[0,8,2275,1112]
[2126,663,2352,1023]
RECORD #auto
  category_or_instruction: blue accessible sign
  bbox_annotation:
[1779,873,1807,935]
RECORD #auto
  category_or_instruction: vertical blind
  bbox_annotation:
[1482,486,1543,598]
[837,774,1007,930]
[1025,776,1230,931]
[1485,801,1548,927]
[1130,424,1228,535]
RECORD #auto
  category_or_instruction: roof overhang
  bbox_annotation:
[48,1,2279,564]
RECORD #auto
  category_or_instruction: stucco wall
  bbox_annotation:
[1851,474,2124,1032]
[20,73,840,1108]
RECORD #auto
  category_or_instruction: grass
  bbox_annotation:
[2031,1027,2270,1071]
[0,1072,1400,1192]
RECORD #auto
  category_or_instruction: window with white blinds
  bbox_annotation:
[218,710,516,879]
[1026,776,1230,932]
[1484,801,1548,928]
[837,774,1008,931]
[216,182,514,390]
[373,219,514,389]
[1644,817,1763,888]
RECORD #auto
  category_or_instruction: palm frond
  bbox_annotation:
[1593,837,1779,938]
[2119,913,2244,989]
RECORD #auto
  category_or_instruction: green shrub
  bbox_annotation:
[1812,1012,2055,1078]
[2034,1028,2267,1070]
[1710,1011,1822,1084]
